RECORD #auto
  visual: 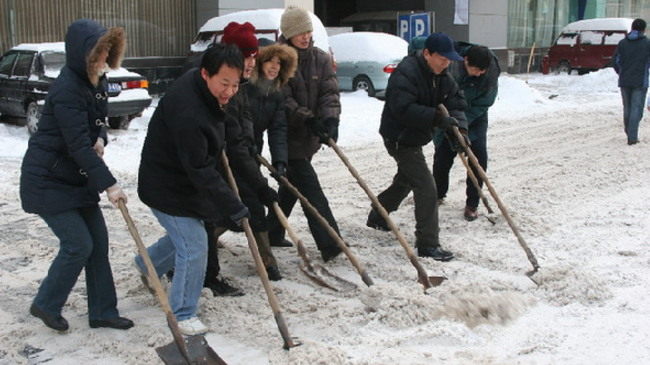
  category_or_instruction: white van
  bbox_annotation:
[190,8,330,54]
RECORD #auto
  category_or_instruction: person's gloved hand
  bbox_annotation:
[323,117,339,143]
[445,128,469,154]
[248,144,257,157]
[228,202,250,227]
[106,183,127,207]
[272,161,287,179]
[436,115,460,131]
[307,118,329,141]
[257,185,279,207]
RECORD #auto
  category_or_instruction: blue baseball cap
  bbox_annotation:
[424,33,463,61]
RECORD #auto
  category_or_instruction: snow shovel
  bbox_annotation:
[438,104,540,283]
[322,138,447,290]
[456,153,497,225]
[271,201,357,291]
[220,152,298,350]
[117,200,226,365]
[257,155,374,287]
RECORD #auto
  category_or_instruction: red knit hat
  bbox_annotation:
[221,22,258,57]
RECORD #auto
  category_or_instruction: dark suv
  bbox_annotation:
[0,42,151,133]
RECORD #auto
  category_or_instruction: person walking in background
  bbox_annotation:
[613,18,650,145]
[265,6,343,262]
[366,33,468,262]
[135,44,274,336]
[20,19,133,332]
[433,42,500,221]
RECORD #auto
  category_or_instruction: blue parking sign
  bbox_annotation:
[398,12,431,42]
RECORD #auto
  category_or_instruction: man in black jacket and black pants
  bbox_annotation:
[366,33,468,262]
[134,44,277,336]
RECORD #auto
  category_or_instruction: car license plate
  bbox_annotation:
[108,83,121,93]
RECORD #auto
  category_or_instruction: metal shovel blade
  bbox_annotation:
[156,335,227,365]
[424,276,448,287]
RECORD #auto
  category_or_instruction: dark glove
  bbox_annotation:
[325,117,339,143]
[247,144,257,157]
[257,185,279,207]
[271,161,287,179]
[307,117,329,142]
[228,203,250,227]
[445,128,470,154]
[436,115,460,131]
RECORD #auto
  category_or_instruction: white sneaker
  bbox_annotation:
[177,317,209,336]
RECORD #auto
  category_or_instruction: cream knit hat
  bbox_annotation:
[280,6,313,39]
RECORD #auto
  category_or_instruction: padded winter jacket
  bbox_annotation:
[247,44,297,165]
[138,69,266,221]
[447,41,500,141]
[20,19,125,215]
[614,31,650,88]
[279,37,340,159]
[380,54,467,147]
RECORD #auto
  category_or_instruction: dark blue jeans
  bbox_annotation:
[433,119,488,209]
[34,206,119,321]
[621,87,647,143]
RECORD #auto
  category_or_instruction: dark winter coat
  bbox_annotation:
[614,30,650,88]
[247,44,298,165]
[380,53,467,147]
[20,19,125,215]
[138,69,267,221]
[279,36,340,159]
[447,41,500,141]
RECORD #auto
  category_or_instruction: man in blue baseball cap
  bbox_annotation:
[366,32,467,262]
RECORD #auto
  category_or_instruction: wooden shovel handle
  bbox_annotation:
[117,200,192,363]
[220,151,295,349]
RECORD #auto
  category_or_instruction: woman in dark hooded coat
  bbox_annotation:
[20,19,133,332]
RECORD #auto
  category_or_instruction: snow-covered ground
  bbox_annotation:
[1,68,649,364]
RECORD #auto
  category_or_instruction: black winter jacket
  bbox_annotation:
[614,31,650,88]
[380,54,467,146]
[138,69,266,221]
[20,19,122,215]
[245,81,288,165]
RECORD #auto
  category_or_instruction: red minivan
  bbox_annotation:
[542,18,633,75]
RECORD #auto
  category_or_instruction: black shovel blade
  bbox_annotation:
[156,335,227,365]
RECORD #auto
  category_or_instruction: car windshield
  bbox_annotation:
[41,51,65,78]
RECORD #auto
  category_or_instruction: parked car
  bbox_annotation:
[541,17,633,75]
[190,8,330,54]
[329,32,407,97]
[0,42,151,133]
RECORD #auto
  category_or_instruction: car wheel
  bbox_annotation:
[108,116,130,130]
[555,61,571,75]
[353,75,376,97]
[26,102,41,135]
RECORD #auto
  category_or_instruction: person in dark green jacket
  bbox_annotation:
[432,42,500,221]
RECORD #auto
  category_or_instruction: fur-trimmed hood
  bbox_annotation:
[250,43,298,90]
[64,19,126,86]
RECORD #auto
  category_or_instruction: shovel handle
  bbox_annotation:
[457,153,495,215]
[257,155,374,287]
[117,200,193,363]
[438,104,540,272]
[220,152,296,349]
[323,139,434,290]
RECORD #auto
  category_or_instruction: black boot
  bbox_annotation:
[366,209,390,231]
[89,317,134,330]
[205,276,245,297]
[270,238,293,247]
[266,265,282,281]
[30,303,69,331]
[417,246,454,262]
[321,245,342,262]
